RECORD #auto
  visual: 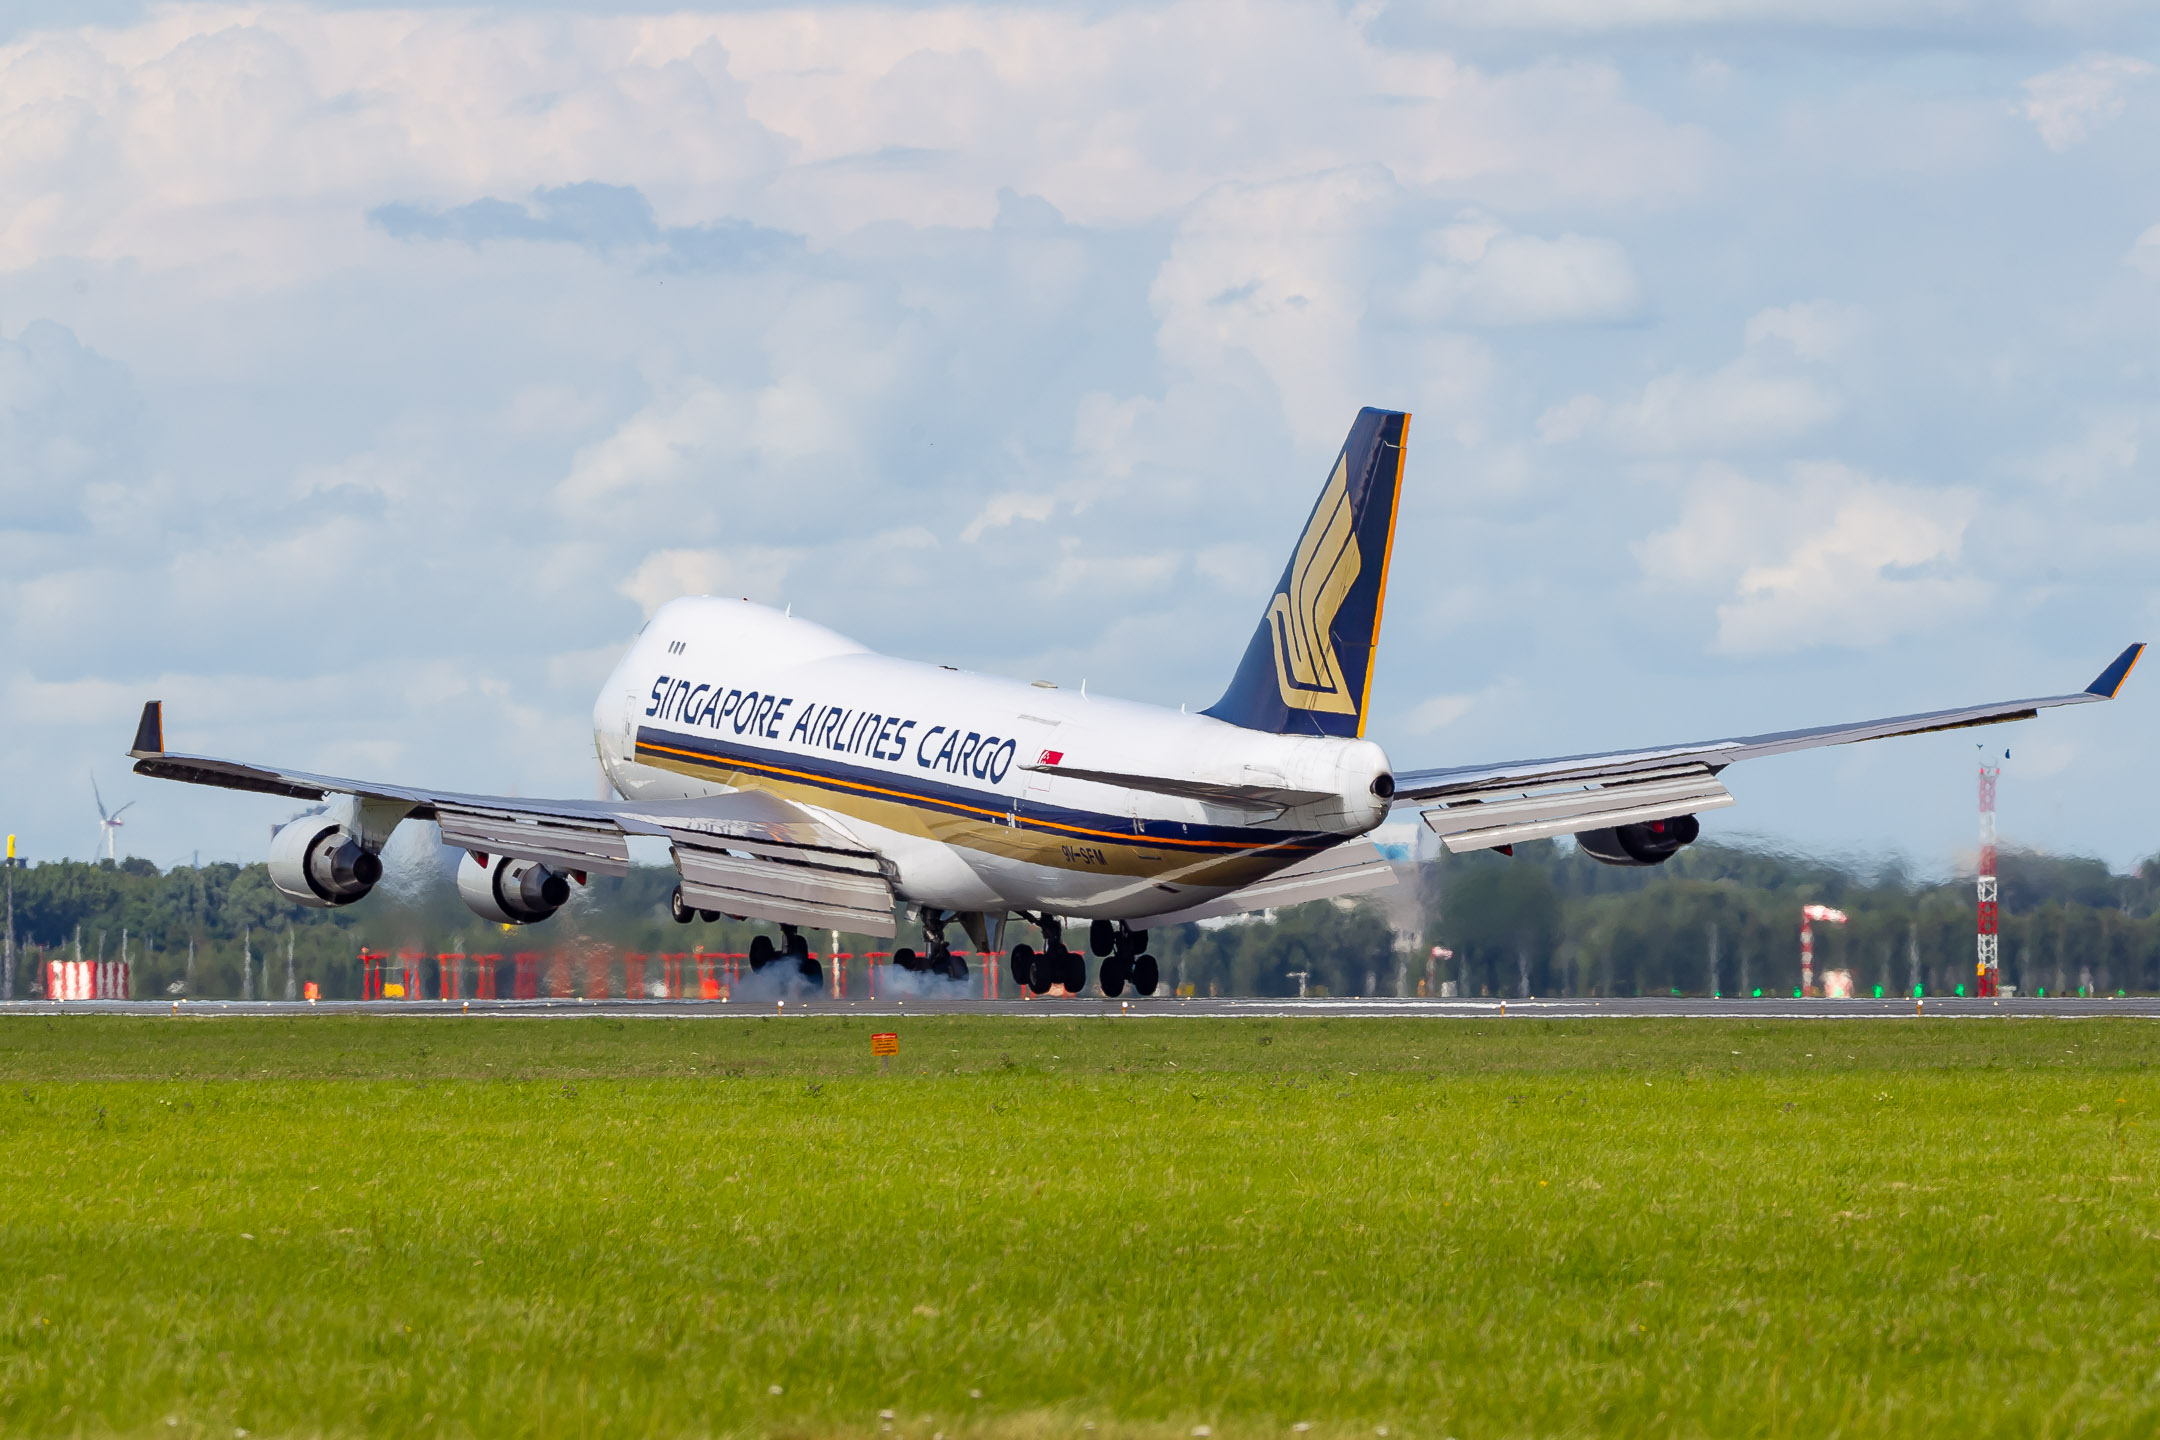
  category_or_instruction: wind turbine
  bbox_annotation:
[92,776,136,862]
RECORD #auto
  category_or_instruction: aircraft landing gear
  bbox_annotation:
[748,927,823,986]
[1097,925,1154,997]
[899,910,968,982]
[1015,915,1083,995]
[668,884,722,925]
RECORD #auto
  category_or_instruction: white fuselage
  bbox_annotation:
[593,597,1392,921]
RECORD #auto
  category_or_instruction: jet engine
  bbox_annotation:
[457,851,572,925]
[268,818,384,908]
[1575,814,1701,867]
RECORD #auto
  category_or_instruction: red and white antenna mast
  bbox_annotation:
[1977,754,2000,997]
[1800,904,1847,997]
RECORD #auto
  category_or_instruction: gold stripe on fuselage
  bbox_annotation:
[635,742,1323,893]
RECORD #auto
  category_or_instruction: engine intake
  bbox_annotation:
[1576,813,1701,867]
[457,851,572,925]
[268,820,383,908]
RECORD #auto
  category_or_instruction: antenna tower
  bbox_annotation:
[1977,757,2000,997]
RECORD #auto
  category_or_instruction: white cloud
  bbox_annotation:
[1152,167,1399,448]
[2128,222,2160,277]
[2018,53,2155,150]
[1406,692,1478,733]
[1637,463,1985,656]
[1540,301,1855,454]
[1401,213,1642,326]
[1743,300,1866,361]
[618,546,801,617]
[0,1,1708,286]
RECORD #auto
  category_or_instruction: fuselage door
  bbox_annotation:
[1014,713,1061,806]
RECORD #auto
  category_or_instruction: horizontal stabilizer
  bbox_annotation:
[1421,765,1734,854]
[1138,841,1396,926]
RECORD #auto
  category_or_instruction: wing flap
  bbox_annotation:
[1421,766,1735,854]
[1137,841,1396,926]
[671,838,896,936]
[434,806,633,877]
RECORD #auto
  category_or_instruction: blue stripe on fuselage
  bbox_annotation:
[634,725,1332,854]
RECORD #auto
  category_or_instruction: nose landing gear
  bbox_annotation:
[895,910,970,982]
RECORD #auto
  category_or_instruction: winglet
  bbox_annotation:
[130,701,164,757]
[2085,644,2145,699]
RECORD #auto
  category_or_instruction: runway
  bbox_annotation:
[8,995,2160,1020]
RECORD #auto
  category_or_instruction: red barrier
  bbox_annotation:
[438,953,466,1000]
[513,951,539,1000]
[474,954,501,1000]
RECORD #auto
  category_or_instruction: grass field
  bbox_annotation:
[2,1015,2158,1439]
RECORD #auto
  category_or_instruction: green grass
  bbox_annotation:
[3,1015,2159,1439]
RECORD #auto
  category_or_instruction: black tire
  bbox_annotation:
[1061,948,1085,993]
[749,934,777,971]
[1010,945,1034,988]
[1132,954,1160,996]
[1099,954,1127,997]
[1027,949,1053,995]
[1089,918,1115,957]
[945,951,969,983]
[699,909,720,923]
[799,958,825,988]
[670,886,695,924]
[785,933,810,961]
[892,947,919,971]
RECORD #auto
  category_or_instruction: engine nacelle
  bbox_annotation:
[1576,813,1701,867]
[268,819,384,908]
[457,851,571,925]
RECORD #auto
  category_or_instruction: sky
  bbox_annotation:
[2,0,2158,875]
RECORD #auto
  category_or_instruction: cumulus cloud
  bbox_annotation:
[2018,53,2155,150]
[0,0,2152,870]
[2129,221,2160,277]
[1538,301,1856,454]
[0,320,142,529]
[1153,167,1399,448]
[372,182,805,271]
[1399,213,1643,326]
[619,547,800,617]
[1637,463,1985,656]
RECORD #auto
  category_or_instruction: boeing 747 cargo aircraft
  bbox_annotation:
[127,409,2143,996]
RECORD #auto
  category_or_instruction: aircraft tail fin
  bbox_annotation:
[1203,408,1408,738]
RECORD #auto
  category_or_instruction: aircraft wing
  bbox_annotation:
[1395,643,2143,855]
[124,701,898,935]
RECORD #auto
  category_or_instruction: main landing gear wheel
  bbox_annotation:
[1027,948,1055,995]
[670,886,694,924]
[799,956,825,987]
[700,909,721,922]
[1010,944,1035,990]
[1099,953,1129,997]
[1089,918,1116,957]
[1131,954,1160,996]
[1060,947,1085,994]
[892,946,919,971]
[785,933,810,962]
[944,951,970,983]
[748,934,777,971]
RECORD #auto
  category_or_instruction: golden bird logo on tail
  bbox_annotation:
[1266,455,1361,714]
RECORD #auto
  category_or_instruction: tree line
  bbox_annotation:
[3,835,2156,999]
